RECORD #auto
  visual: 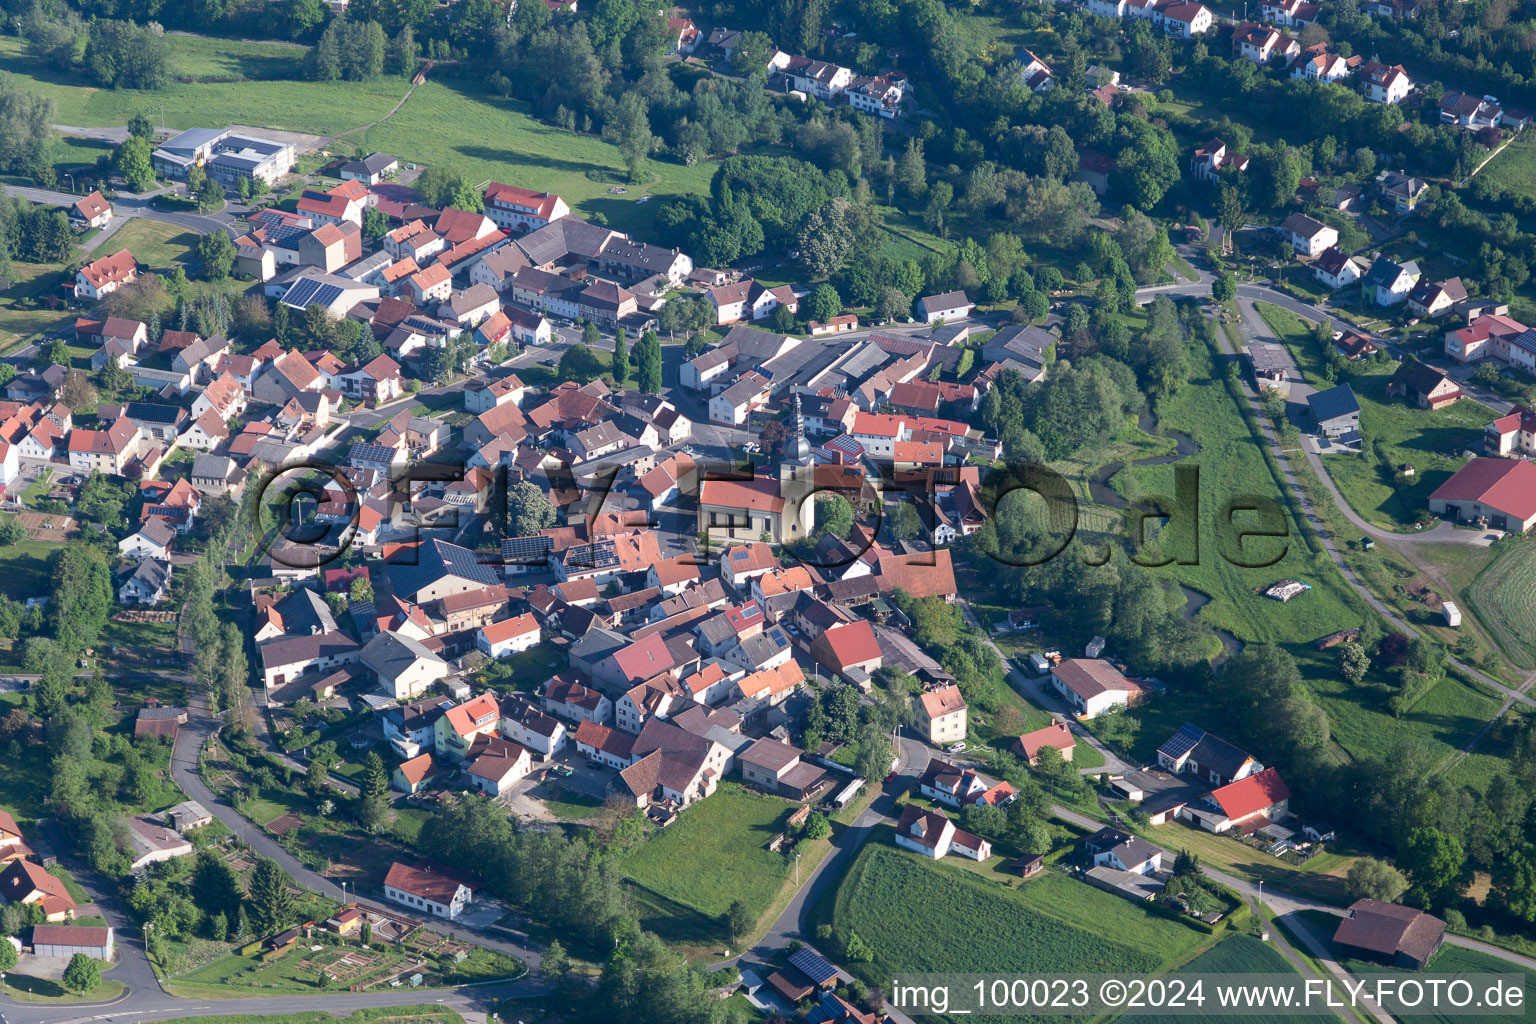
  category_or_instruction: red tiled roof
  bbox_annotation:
[481,612,539,644]
[1209,766,1291,820]
[1430,458,1536,522]
[821,620,880,669]
[78,249,136,289]
[383,861,468,902]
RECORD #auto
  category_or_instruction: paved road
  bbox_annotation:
[1138,251,1536,713]
[168,702,546,971]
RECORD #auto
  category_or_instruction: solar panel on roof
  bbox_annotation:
[788,947,838,985]
[500,536,552,564]
[566,540,619,570]
[1159,722,1203,760]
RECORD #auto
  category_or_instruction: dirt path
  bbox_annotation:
[329,75,425,143]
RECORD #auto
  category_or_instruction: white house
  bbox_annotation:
[74,249,137,301]
[119,518,176,561]
[893,805,992,861]
[1281,213,1338,258]
[1314,247,1367,289]
[1361,62,1412,104]
[476,613,541,659]
[915,290,972,324]
[1050,658,1150,719]
[360,630,449,700]
[1159,2,1213,37]
[499,695,568,759]
[383,862,471,919]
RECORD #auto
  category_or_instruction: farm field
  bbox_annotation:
[1466,538,1536,667]
[1105,325,1364,645]
[616,785,827,945]
[1255,303,1494,530]
[1339,946,1536,1024]
[828,840,1212,1023]
[1116,934,1334,1024]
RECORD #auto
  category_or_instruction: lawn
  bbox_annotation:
[1144,818,1354,904]
[103,218,204,273]
[152,1009,462,1024]
[1254,302,1494,530]
[1466,537,1536,667]
[0,537,57,601]
[828,840,1213,1024]
[175,939,528,994]
[163,33,310,82]
[1104,324,1364,645]
[1473,134,1536,205]
[1116,934,1334,1024]
[0,974,126,1003]
[0,259,75,353]
[616,784,818,943]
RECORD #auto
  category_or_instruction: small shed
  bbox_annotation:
[1085,636,1106,658]
[1361,537,1375,550]
[1441,601,1462,628]
[1027,653,1051,675]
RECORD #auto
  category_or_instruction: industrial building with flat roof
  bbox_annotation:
[152,127,295,185]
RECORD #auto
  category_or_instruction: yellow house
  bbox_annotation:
[917,684,968,746]
[433,692,502,761]
[392,752,437,794]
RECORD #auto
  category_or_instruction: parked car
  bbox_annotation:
[946,742,967,754]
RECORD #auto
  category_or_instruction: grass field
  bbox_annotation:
[1255,303,1493,530]
[141,1007,463,1024]
[105,218,204,272]
[829,840,1212,1023]
[1476,135,1536,205]
[163,33,309,81]
[1116,934,1334,1024]
[0,537,57,600]
[1105,324,1364,645]
[617,785,816,944]
[1466,538,1536,666]
[0,260,75,353]
[1338,945,1535,1024]
[1,975,126,1003]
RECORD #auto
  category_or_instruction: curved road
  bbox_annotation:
[0,700,549,1024]
[1138,254,1536,711]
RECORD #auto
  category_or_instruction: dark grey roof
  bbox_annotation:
[124,402,187,426]
[344,153,397,175]
[124,558,173,592]
[360,630,444,680]
[133,517,178,549]
[1189,732,1256,780]
[191,454,238,482]
[1307,383,1360,423]
[515,217,618,266]
[383,538,501,600]
[568,626,629,664]
[277,587,338,636]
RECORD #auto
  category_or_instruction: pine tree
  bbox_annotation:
[361,751,389,799]
[635,330,662,394]
[246,857,295,936]
[610,328,629,385]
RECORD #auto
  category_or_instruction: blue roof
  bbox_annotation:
[1308,383,1360,424]
[384,538,500,600]
[788,947,839,986]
